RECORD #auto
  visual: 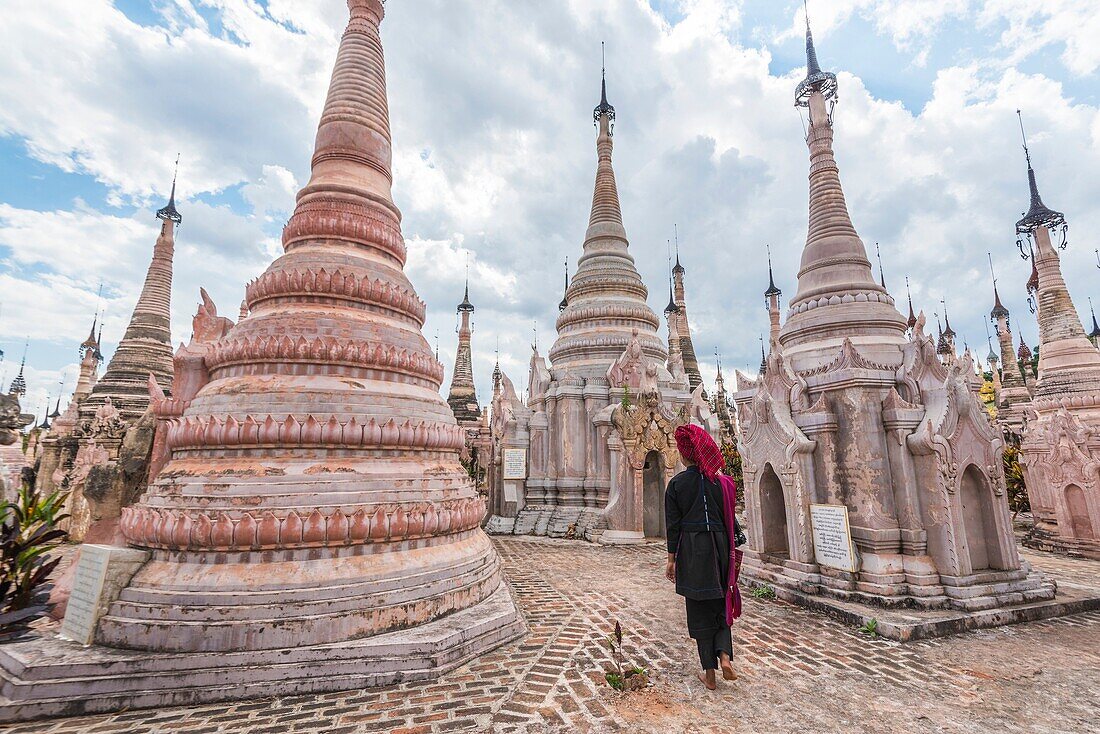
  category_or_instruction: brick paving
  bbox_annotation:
[8,538,1100,734]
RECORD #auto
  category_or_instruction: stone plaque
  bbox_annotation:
[60,544,149,646]
[503,483,518,503]
[503,449,528,480]
[810,504,858,573]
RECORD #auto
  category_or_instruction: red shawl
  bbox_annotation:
[719,474,744,624]
[674,424,724,482]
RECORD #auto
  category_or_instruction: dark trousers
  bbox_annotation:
[685,597,732,670]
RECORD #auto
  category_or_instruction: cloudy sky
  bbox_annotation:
[2,0,1099,419]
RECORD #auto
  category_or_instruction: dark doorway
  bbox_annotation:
[643,451,665,538]
[960,464,1006,571]
[1066,484,1095,540]
[760,463,789,559]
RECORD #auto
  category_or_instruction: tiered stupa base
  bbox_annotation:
[0,583,522,723]
[1023,522,1100,560]
[742,556,1098,641]
[739,549,1084,640]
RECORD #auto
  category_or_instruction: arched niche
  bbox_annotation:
[642,450,665,538]
[959,464,1007,571]
[760,463,789,560]
[1066,484,1095,540]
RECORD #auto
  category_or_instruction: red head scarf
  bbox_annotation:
[674,423,724,482]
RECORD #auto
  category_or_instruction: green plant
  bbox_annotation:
[602,622,650,691]
[460,448,486,490]
[607,621,623,678]
[859,618,879,637]
[720,438,744,491]
[750,583,776,600]
[0,480,70,641]
[620,386,632,410]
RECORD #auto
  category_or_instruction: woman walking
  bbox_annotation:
[665,424,743,690]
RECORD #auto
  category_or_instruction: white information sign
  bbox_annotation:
[59,545,113,645]
[809,504,858,573]
[503,449,528,480]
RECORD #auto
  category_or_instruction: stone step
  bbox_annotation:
[484,516,516,535]
[108,555,498,622]
[0,584,525,723]
[532,510,552,536]
[513,505,551,536]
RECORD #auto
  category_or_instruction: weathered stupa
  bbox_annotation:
[989,268,1033,436]
[733,19,1051,618]
[488,63,707,542]
[1012,119,1100,558]
[33,317,102,510]
[81,190,177,422]
[446,279,481,423]
[445,279,492,499]
[106,0,521,652]
[0,1,522,718]
[672,242,704,392]
[38,181,177,543]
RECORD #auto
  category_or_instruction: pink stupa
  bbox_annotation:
[102,0,521,655]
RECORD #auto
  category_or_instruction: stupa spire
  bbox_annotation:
[985,320,998,364]
[779,4,906,367]
[49,378,63,419]
[1012,114,1100,398]
[550,50,665,374]
[989,254,1010,325]
[670,227,703,392]
[448,267,481,423]
[37,397,51,431]
[673,224,684,275]
[7,342,27,397]
[1089,297,1100,346]
[558,257,569,312]
[586,45,624,244]
[765,245,783,343]
[664,275,678,316]
[79,313,99,359]
[905,276,917,331]
[1014,111,1066,237]
[764,245,781,299]
[81,163,177,421]
[156,155,182,225]
[795,1,838,108]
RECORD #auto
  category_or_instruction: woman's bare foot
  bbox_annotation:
[719,653,737,681]
[697,670,717,690]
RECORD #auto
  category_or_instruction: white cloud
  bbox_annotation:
[980,0,1100,75]
[2,0,1100,409]
[242,164,298,219]
[778,0,971,50]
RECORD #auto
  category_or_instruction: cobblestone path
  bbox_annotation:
[8,539,1099,734]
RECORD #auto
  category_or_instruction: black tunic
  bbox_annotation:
[665,467,729,602]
